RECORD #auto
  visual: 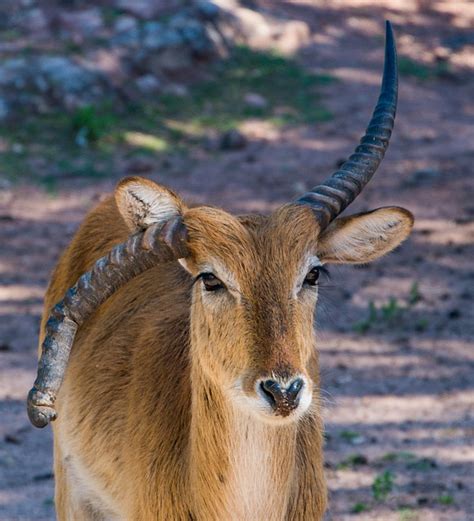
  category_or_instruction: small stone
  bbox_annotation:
[33,472,54,481]
[37,56,102,100]
[244,92,268,110]
[135,74,161,93]
[162,83,188,97]
[115,0,180,19]
[219,129,247,150]
[447,309,461,319]
[114,15,138,33]
[406,168,442,186]
[195,0,220,21]
[172,17,213,56]
[143,23,183,50]
[21,8,48,31]
[115,0,156,19]
[58,8,103,37]
[350,435,366,445]
[126,157,154,174]
[149,46,192,73]
[4,434,21,444]
[0,98,9,120]
[292,181,307,193]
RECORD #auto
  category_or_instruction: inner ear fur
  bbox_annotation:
[115,176,186,232]
[317,206,414,264]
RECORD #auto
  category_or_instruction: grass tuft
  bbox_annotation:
[372,470,395,501]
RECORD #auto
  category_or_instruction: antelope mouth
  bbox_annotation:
[231,377,313,425]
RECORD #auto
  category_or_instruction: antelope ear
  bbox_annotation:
[317,207,414,264]
[115,176,186,232]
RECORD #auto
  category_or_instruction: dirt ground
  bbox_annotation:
[1,1,473,520]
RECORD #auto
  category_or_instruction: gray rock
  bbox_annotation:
[114,15,138,33]
[36,56,103,101]
[148,46,192,73]
[0,98,9,120]
[162,83,188,97]
[143,22,183,50]
[19,8,48,31]
[0,59,29,87]
[219,129,247,150]
[195,0,220,21]
[135,74,161,93]
[406,168,443,186]
[115,0,182,19]
[112,17,140,48]
[244,92,268,110]
[177,18,213,56]
[58,8,103,37]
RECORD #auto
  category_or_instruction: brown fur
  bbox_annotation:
[40,178,413,520]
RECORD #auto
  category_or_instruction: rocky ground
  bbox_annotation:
[1,1,473,520]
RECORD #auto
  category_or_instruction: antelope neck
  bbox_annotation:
[189,364,298,520]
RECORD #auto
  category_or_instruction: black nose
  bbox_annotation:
[260,378,304,415]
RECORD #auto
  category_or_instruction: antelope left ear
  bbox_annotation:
[317,206,414,264]
[115,176,186,232]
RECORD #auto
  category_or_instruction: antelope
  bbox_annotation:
[28,22,413,520]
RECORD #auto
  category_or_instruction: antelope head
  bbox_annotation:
[28,22,413,428]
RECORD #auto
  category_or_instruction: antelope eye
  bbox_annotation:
[200,273,225,292]
[304,267,320,286]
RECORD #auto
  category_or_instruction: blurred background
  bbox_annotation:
[0,1,473,520]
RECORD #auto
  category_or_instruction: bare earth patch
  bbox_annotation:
[1,1,473,520]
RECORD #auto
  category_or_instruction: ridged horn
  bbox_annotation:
[296,21,398,229]
[27,217,189,428]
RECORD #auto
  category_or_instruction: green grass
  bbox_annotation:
[353,281,427,334]
[407,457,437,472]
[399,57,451,81]
[339,430,362,443]
[336,453,368,469]
[352,301,378,333]
[154,46,334,130]
[408,282,422,305]
[438,493,454,505]
[351,502,368,514]
[372,470,395,501]
[380,297,403,321]
[381,451,417,463]
[0,46,334,188]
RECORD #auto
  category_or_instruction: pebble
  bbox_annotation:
[244,92,268,110]
[219,129,247,150]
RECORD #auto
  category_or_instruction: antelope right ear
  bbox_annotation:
[115,177,186,232]
[317,206,414,264]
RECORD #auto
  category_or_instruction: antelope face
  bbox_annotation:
[182,204,321,424]
[178,202,413,425]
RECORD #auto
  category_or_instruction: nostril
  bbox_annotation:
[260,379,282,407]
[286,378,304,401]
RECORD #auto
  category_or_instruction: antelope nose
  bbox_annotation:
[260,378,304,415]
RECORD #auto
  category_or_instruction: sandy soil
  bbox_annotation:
[1,1,473,520]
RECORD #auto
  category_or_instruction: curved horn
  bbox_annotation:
[296,21,398,229]
[27,217,188,428]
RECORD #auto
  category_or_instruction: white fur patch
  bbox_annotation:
[225,406,291,520]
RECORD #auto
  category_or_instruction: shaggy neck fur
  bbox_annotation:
[189,360,298,521]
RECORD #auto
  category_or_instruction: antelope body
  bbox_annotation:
[28,23,413,520]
